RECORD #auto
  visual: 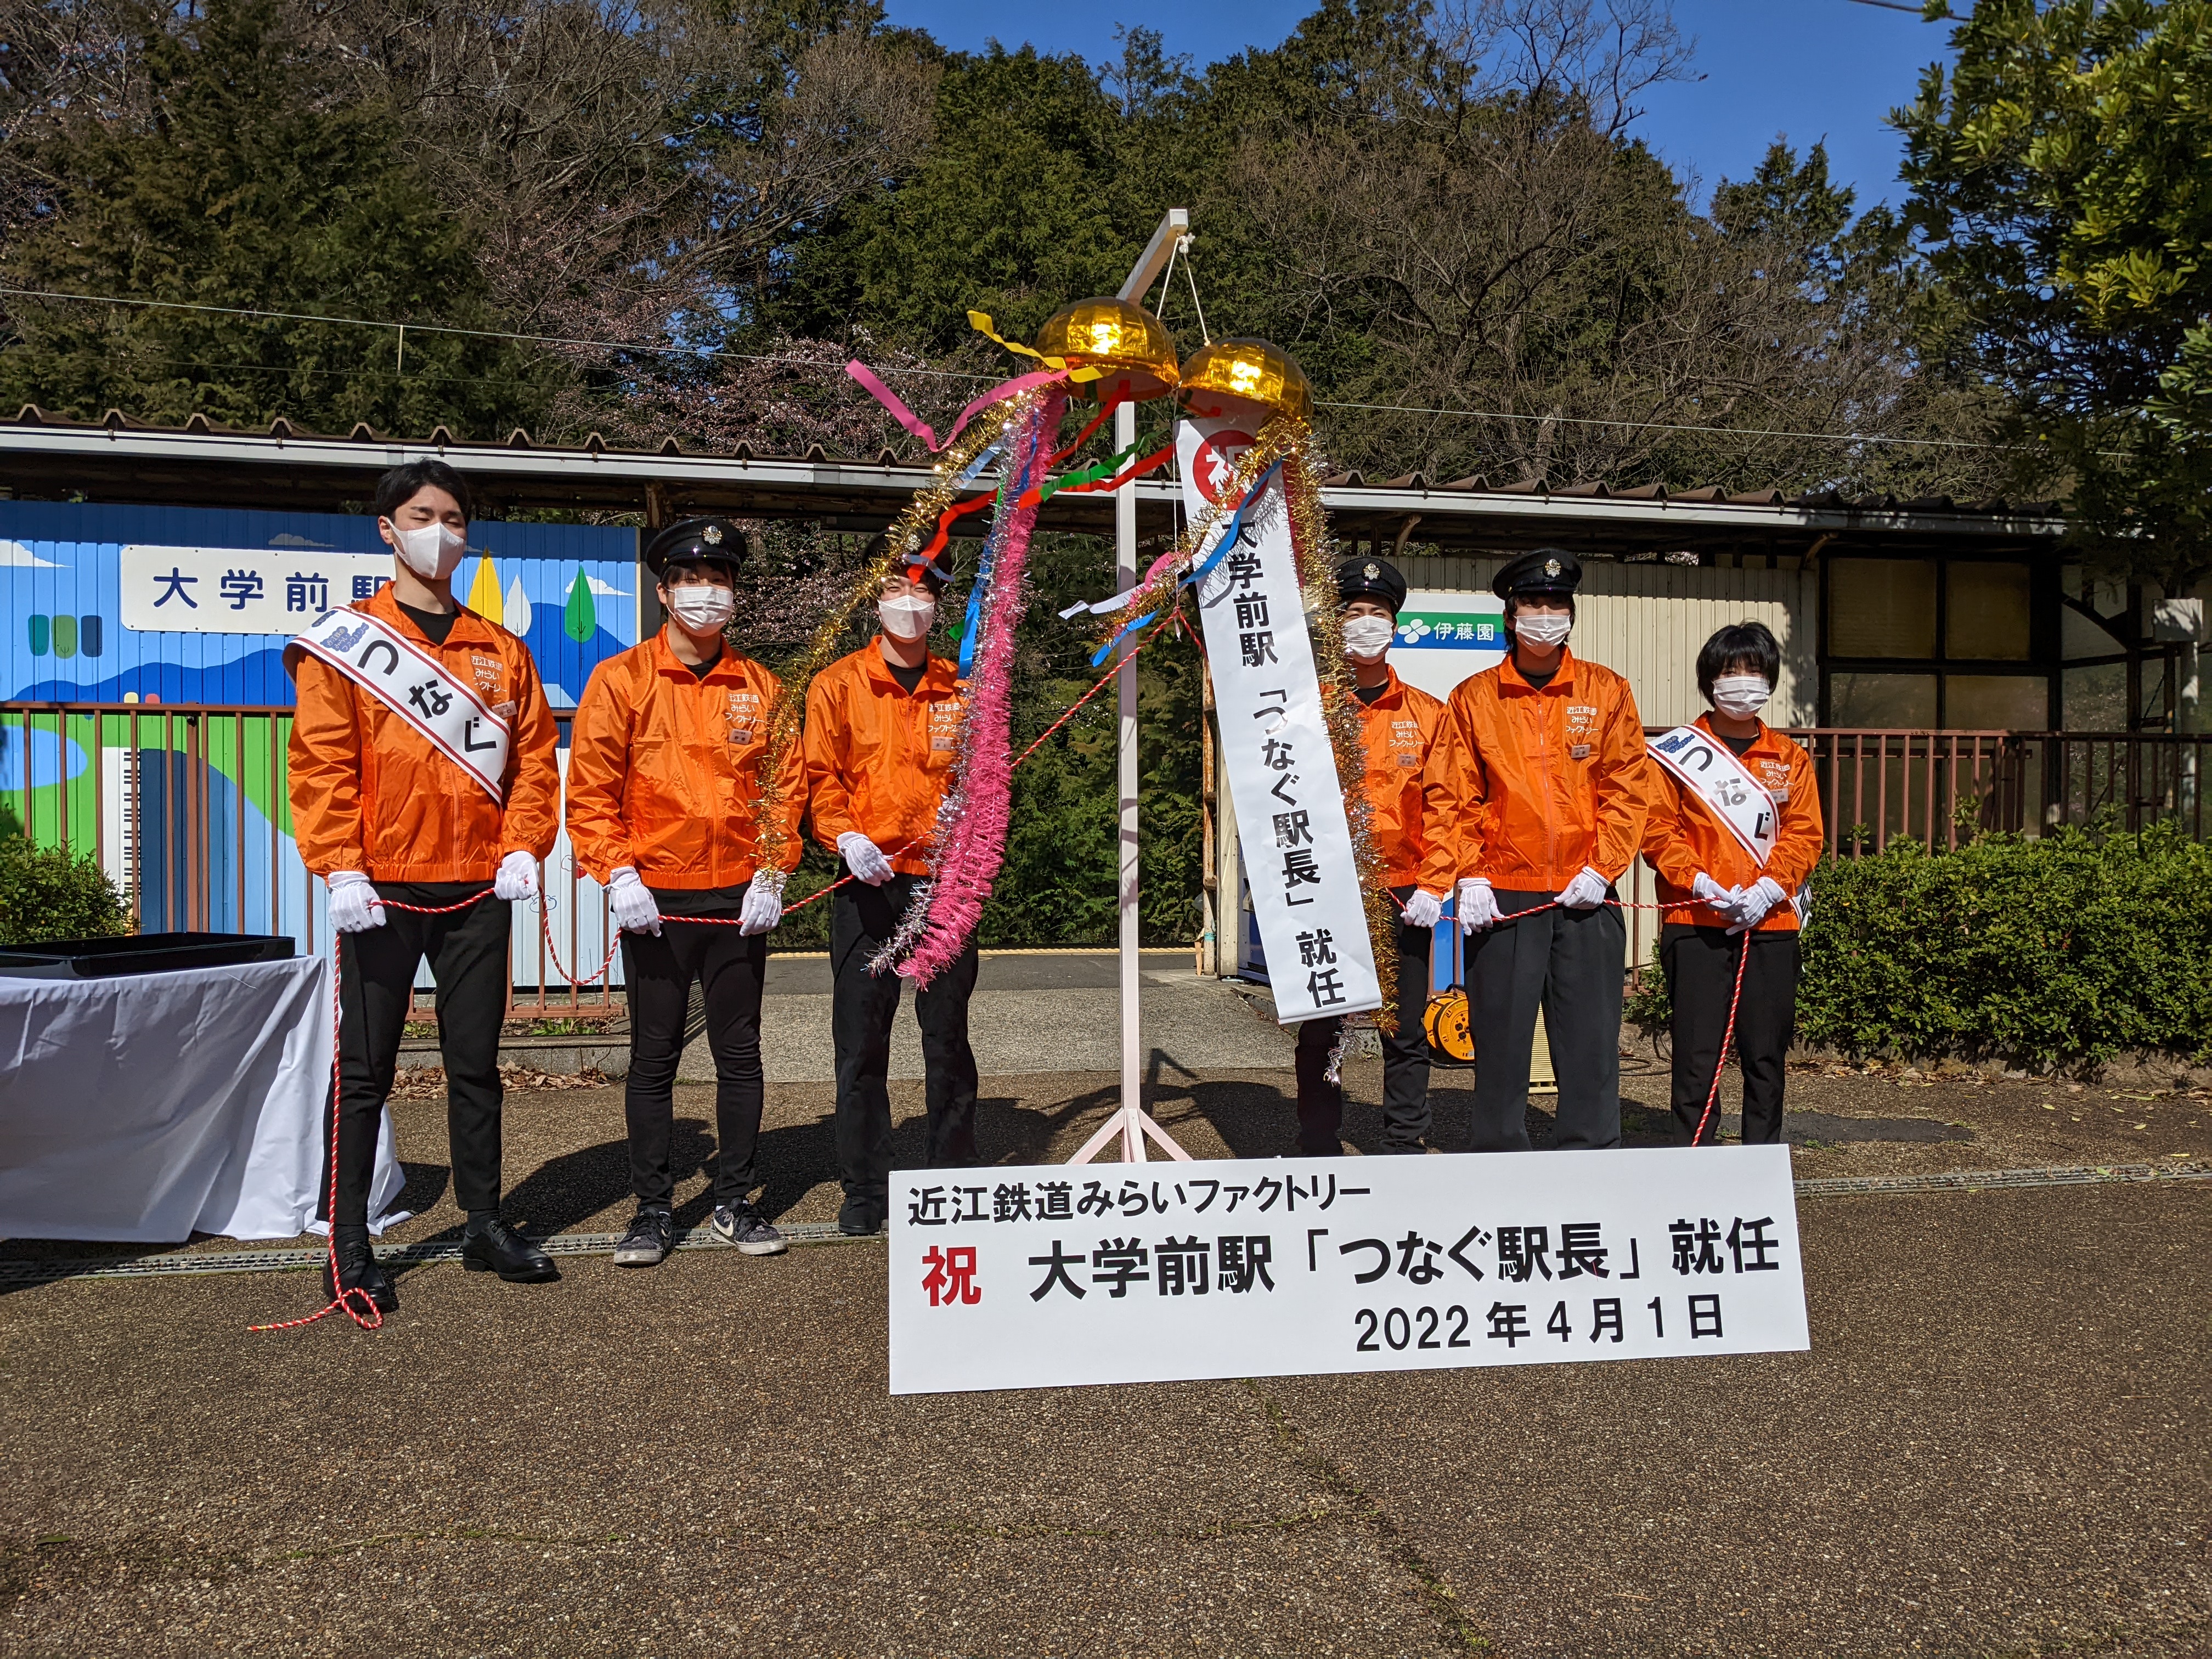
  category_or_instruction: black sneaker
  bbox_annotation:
[712,1204,787,1256]
[612,1207,675,1268]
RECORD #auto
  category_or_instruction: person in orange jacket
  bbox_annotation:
[1641,622,1824,1143]
[1414,547,1651,1151]
[286,458,562,1310]
[803,541,973,1235]
[1294,555,1449,1155]
[566,517,805,1267]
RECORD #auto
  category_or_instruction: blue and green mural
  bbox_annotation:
[2,501,637,973]
[3,500,639,707]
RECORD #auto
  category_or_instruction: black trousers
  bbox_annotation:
[1464,889,1625,1152]
[1294,885,1434,1155]
[328,883,510,1226]
[831,872,979,1228]
[1661,923,1801,1144]
[620,907,767,1209]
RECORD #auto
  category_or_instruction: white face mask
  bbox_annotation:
[666,584,736,635]
[878,594,936,641]
[1513,608,1572,649]
[1342,614,1395,660]
[389,520,467,581]
[1712,674,1772,719]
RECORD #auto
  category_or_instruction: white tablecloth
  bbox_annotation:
[0,954,407,1244]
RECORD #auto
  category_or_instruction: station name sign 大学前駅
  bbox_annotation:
[888,1146,1809,1394]
[118,546,397,635]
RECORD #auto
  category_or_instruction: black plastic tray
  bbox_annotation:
[0,932,297,979]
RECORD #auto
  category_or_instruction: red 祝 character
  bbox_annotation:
[921,1245,981,1308]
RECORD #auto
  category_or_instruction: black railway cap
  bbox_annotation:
[1335,554,1408,615]
[1491,546,1582,601]
[644,517,744,578]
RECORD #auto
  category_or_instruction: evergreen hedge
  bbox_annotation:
[0,808,133,947]
[1626,824,2212,1073]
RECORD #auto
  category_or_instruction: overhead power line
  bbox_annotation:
[1,281,2044,454]
[0,285,996,383]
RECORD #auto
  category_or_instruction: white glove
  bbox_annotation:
[1691,872,1740,912]
[607,866,662,936]
[1557,866,1610,910]
[494,850,539,902]
[837,831,895,887]
[326,872,385,934]
[1399,889,1444,930]
[740,871,785,936]
[1455,878,1499,934]
[1725,875,1788,935]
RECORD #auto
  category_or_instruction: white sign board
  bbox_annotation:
[889,1146,1809,1395]
[1389,588,1508,701]
[121,545,392,635]
[1179,416,1379,1023]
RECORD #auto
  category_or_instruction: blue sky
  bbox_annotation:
[881,0,1956,210]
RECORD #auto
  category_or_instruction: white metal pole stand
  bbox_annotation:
[1069,209,1196,1167]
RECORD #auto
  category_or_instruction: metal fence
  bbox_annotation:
[1,702,622,1019]
[10,702,2211,1014]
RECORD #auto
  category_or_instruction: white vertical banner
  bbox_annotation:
[1178,415,1378,1023]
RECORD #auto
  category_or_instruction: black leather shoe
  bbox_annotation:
[462,1217,560,1283]
[323,1237,398,1314]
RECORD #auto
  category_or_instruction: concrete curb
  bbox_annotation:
[3,1163,2200,1289]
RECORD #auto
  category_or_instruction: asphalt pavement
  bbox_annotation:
[3,1062,2208,1658]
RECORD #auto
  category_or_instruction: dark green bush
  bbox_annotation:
[1620,825,2212,1071]
[0,828,133,946]
[1798,823,2212,1070]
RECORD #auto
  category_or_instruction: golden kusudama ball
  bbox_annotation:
[1176,338,1313,423]
[1035,298,1180,402]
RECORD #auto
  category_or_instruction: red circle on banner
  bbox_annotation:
[1189,430,1256,506]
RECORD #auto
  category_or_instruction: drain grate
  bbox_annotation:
[3,1164,2202,1290]
[0,1220,872,1289]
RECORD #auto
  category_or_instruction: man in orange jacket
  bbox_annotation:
[286,459,562,1311]
[1415,548,1651,1152]
[566,517,805,1267]
[1295,555,1449,1155]
[803,543,973,1235]
[1642,622,1824,1143]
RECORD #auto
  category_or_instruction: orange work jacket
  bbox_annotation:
[1418,647,1652,895]
[564,631,805,889]
[286,583,560,882]
[1642,714,1825,933]
[1350,667,1448,889]
[803,642,966,878]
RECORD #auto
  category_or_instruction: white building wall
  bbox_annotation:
[1405,556,1819,727]
[1211,555,1820,981]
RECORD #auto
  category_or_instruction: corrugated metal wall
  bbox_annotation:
[1400,555,1819,726]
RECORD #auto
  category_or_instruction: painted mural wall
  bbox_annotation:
[4,499,637,707]
[2,502,636,986]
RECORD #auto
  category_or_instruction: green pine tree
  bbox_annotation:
[0,0,560,438]
[563,568,597,644]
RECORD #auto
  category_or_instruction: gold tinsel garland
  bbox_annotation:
[749,400,1020,872]
[1097,416,1398,1034]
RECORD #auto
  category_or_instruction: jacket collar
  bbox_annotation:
[651,627,748,685]
[859,639,961,698]
[366,580,498,650]
[1692,710,1781,756]
[1356,665,1408,709]
[1499,646,1577,694]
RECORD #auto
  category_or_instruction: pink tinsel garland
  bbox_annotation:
[895,391,1064,987]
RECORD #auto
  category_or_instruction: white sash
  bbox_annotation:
[287,607,510,803]
[1650,725,1775,866]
